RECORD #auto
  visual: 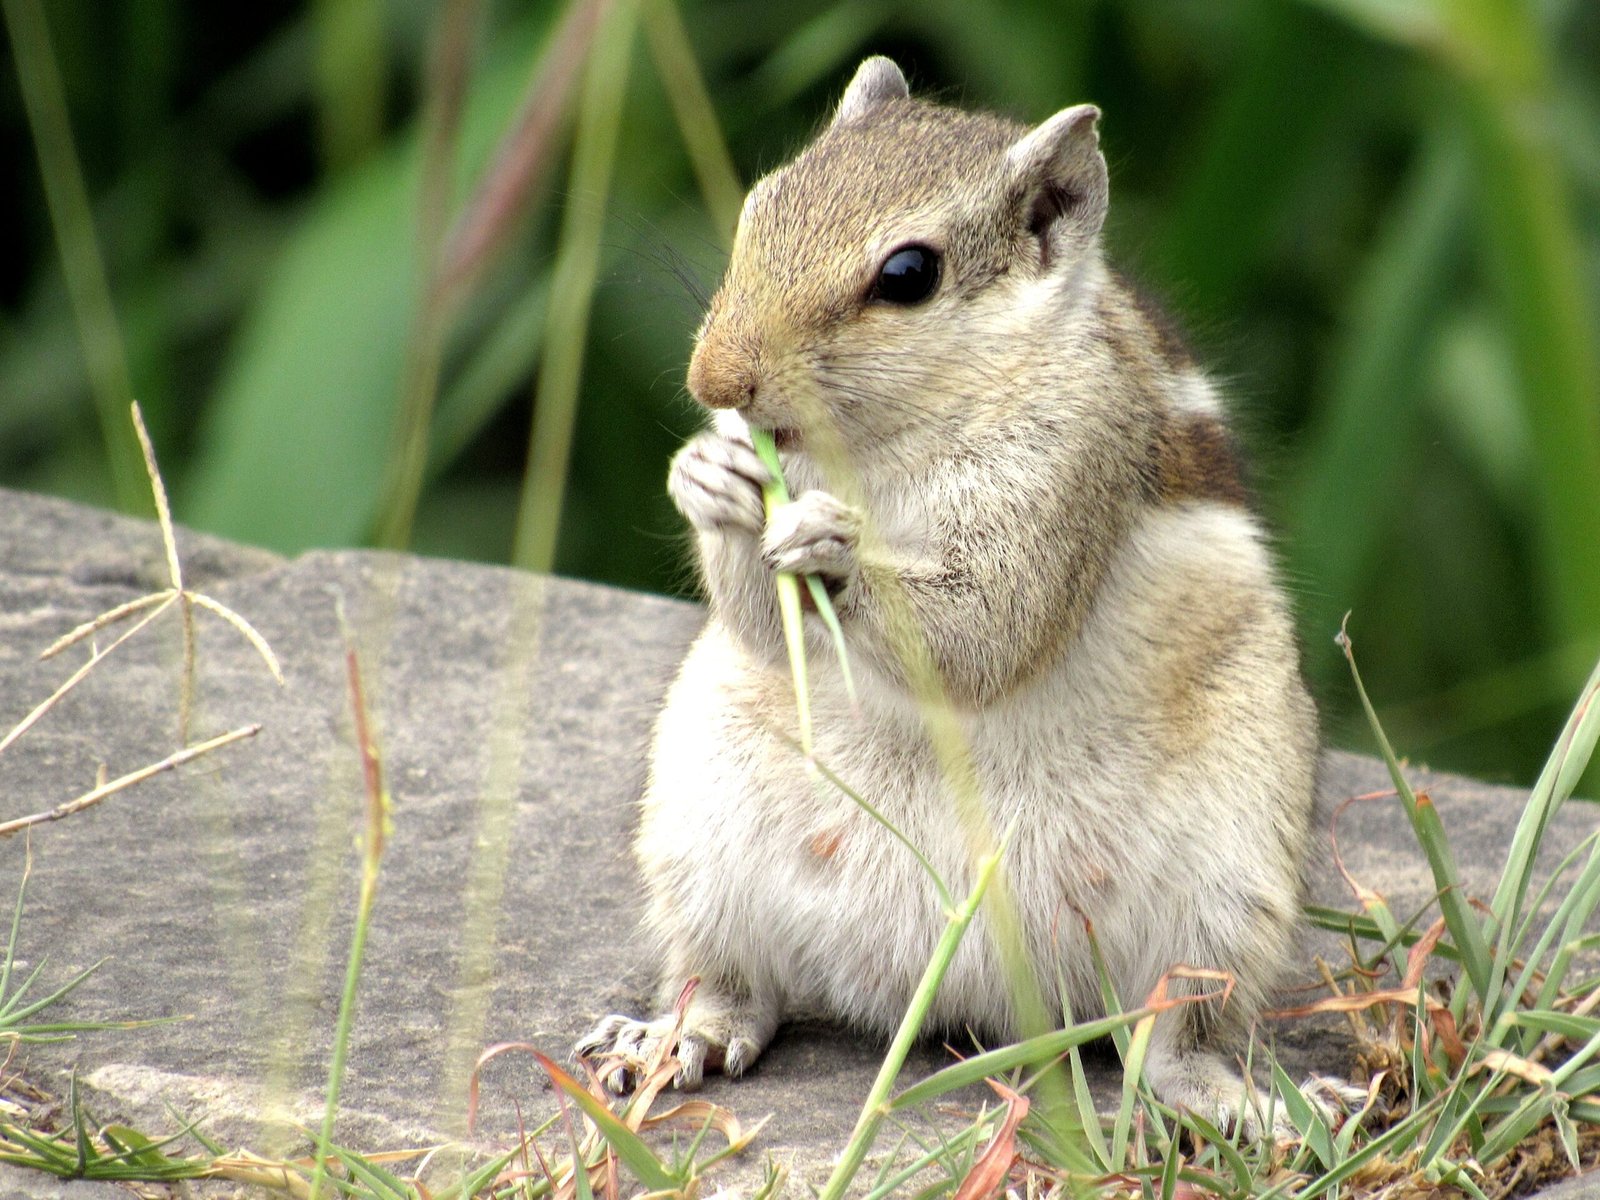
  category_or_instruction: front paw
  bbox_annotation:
[574,1008,770,1094]
[574,1013,683,1093]
[668,432,770,535]
[762,490,861,584]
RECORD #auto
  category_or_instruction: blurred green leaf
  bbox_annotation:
[183,12,555,552]
[1428,306,1530,509]
[1283,122,1470,661]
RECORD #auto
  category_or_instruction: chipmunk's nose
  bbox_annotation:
[687,330,759,410]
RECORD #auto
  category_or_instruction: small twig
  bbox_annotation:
[0,724,261,838]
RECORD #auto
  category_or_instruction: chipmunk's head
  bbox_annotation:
[687,57,1109,445]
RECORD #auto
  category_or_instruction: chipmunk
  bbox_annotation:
[577,57,1319,1135]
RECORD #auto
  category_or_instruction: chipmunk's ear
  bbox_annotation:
[833,57,909,126]
[1006,104,1107,262]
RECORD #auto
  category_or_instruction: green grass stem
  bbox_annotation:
[1,0,146,511]
[308,640,392,1200]
[817,845,1005,1200]
[373,0,483,551]
[642,0,743,245]
[750,426,858,722]
[1339,622,1494,1001]
[512,0,636,572]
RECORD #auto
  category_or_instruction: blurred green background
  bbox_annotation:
[3,0,1598,790]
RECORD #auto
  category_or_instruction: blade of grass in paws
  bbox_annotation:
[749,428,812,759]
[749,427,857,719]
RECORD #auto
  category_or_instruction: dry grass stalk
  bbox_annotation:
[0,723,261,838]
[0,592,177,758]
[0,401,281,836]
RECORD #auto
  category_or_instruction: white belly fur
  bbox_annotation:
[636,501,1312,1042]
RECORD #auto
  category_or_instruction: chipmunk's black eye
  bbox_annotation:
[872,244,940,305]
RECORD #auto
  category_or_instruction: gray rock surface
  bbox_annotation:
[0,486,1595,1197]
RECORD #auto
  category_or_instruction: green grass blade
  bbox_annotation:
[889,1006,1159,1111]
[1419,1069,1493,1167]
[751,426,859,711]
[1296,1094,1442,1195]
[533,1053,676,1193]
[441,1143,526,1199]
[1488,652,1600,1014]
[810,757,951,909]
[0,958,106,1026]
[0,847,32,1007]
[1553,1095,1580,1172]
[1111,1010,1156,1169]
[0,956,48,1022]
[1477,1083,1559,1164]
[0,1119,83,1170]
[1303,904,1464,964]
[1271,1059,1335,1171]
[1502,831,1600,1018]
[1178,1110,1253,1195]
[99,1126,183,1172]
[320,1139,414,1199]
[1339,623,1494,1000]
[1159,1131,1181,1200]
[69,1072,91,1176]
[749,429,816,765]
[862,1123,983,1200]
[1066,1041,1111,1170]
[1500,1009,1599,1045]
[805,576,859,704]
[641,0,743,244]
[1520,851,1600,1024]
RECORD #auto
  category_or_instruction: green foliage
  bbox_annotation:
[3,0,1598,792]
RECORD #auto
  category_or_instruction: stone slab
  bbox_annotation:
[0,487,1596,1196]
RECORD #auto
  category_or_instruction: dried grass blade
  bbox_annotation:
[951,1081,1027,1200]
[38,592,172,661]
[2,594,177,759]
[188,593,285,685]
[0,721,257,839]
[129,402,182,592]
